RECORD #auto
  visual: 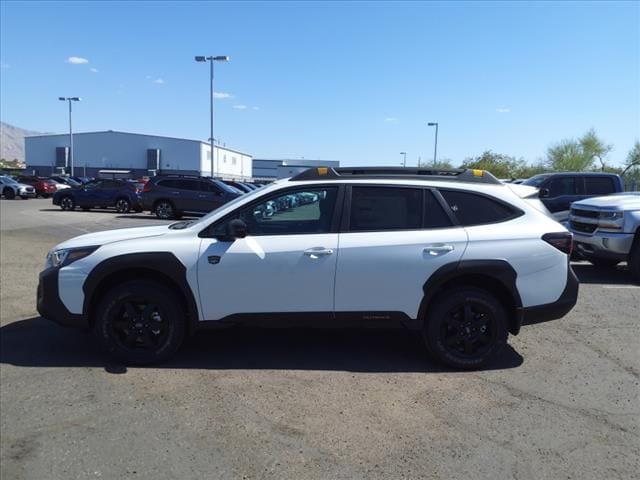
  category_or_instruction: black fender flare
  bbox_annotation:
[82,252,200,333]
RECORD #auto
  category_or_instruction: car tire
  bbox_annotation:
[586,257,620,269]
[94,281,186,365]
[3,188,15,200]
[423,287,508,370]
[629,238,640,283]
[154,200,176,219]
[115,198,131,214]
[60,196,75,211]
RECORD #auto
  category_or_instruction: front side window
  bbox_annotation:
[440,190,518,226]
[350,187,422,231]
[225,187,338,236]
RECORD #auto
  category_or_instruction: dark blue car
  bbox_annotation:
[52,179,143,213]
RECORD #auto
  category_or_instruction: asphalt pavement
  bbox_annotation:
[1,198,638,480]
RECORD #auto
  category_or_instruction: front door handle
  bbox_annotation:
[303,247,334,259]
[423,244,454,256]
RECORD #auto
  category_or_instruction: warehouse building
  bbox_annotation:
[25,130,253,179]
[253,159,340,180]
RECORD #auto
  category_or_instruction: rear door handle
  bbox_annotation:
[303,247,334,259]
[423,244,454,256]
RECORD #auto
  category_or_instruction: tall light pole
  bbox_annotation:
[58,97,81,176]
[400,151,407,167]
[195,55,230,177]
[428,122,439,165]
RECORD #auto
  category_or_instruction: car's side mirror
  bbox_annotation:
[225,219,248,240]
[539,188,550,198]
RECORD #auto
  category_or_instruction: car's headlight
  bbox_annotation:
[599,211,623,220]
[46,246,99,269]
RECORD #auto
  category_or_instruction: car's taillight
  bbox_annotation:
[542,232,573,255]
[143,182,152,193]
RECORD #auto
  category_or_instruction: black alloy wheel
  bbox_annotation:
[95,281,185,365]
[155,200,175,219]
[115,198,131,213]
[424,287,507,370]
[60,196,75,211]
[3,188,15,200]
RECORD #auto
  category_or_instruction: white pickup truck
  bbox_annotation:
[568,192,640,281]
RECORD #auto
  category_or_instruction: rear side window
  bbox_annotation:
[350,187,422,231]
[440,190,518,226]
[158,179,199,191]
[585,177,615,195]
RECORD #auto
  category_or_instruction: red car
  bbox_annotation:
[16,176,58,198]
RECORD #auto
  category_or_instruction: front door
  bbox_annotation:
[197,186,341,321]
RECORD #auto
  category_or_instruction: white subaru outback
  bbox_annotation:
[38,167,579,370]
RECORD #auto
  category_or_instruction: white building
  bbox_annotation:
[25,130,252,179]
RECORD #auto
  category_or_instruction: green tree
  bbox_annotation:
[580,129,612,171]
[460,150,526,179]
[621,141,640,176]
[546,129,612,172]
[418,158,454,170]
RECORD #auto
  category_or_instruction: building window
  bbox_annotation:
[232,157,237,165]
[207,151,211,160]
[223,155,227,163]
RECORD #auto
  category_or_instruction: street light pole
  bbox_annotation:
[400,151,407,167]
[428,122,439,165]
[59,97,81,176]
[195,55,230,177]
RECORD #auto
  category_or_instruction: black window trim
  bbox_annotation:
[437,187,524,226]
[199,184,345,238]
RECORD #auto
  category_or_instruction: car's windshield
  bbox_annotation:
[0,176,18,185]
[521,174,551,187]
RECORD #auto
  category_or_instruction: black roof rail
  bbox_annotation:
[289,166,502,184]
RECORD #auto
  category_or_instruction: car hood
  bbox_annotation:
[572,194,640,211]
[55,225,170,249]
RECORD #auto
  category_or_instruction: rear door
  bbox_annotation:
[334,186,467,320]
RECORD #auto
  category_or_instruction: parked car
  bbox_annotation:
[16,176,58,198]
[38,166,578,369]
[521,172,624,222]
[141,175,242,219]
[568,192,640,280]
[0,175,36,199]
[222,180,253,193]
[52,179,143,213]
[50,175,83,188]
[69,176,95,185]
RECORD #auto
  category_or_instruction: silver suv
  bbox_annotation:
[569,192,640,281]
[0,175,36,199]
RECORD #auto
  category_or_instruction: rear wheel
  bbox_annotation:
[115,197,131,213]
[154,200,175,219]
[587,257,620,269]
[94,281,186,365]
[423,287,508,370]
[3,188,15,200]
[60,196,75,211]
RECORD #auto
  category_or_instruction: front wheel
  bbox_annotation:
[115,198,131,213]
[423,287,508,370]
[60,196,75,211]
[94,281,186,365]
[3,188,16,200]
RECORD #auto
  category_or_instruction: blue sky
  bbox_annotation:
[1,1,638,167]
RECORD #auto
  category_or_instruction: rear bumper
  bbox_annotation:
[37,268,88,329]
[518,263,579,327]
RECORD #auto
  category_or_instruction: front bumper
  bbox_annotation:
[37,268,88,329]
[572,231,634,260]
[519,263,579,327]
[18,188,36,198]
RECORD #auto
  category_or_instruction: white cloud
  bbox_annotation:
[89,67,99,73]
[152,78,165,85]
[213,91,234,99]
[384,117,398,123]
[67,56,89,64]
[233,105,248,110]
[496,107,511,113]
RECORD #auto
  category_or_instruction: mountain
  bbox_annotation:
[0,122,44,162]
